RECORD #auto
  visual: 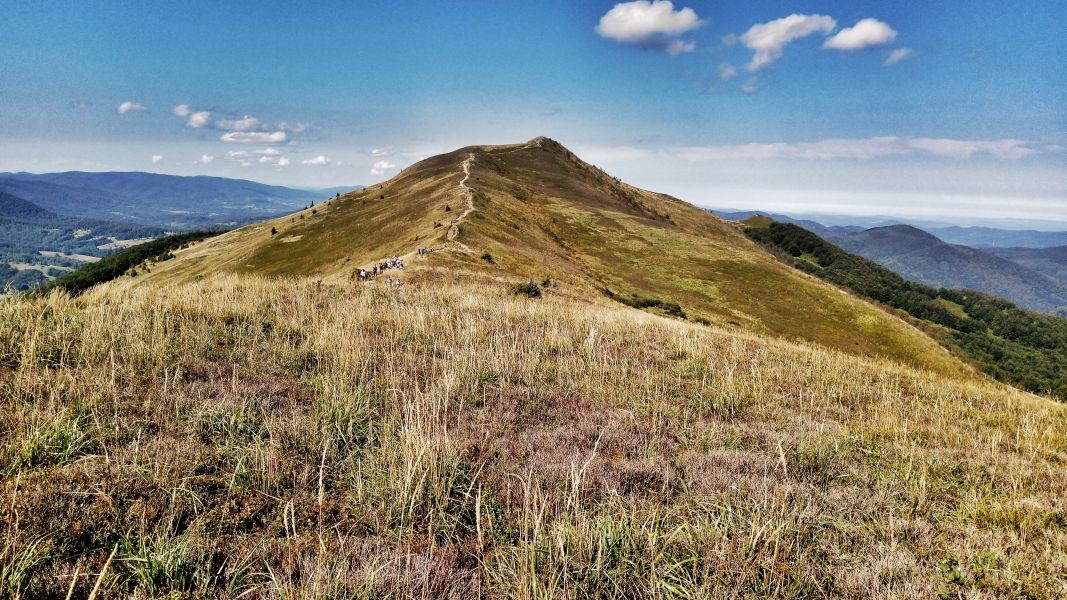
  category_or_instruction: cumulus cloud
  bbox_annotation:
[172,104,191,117]
[151,155,163,164]
[220,131,287,144]
[197,154,215,164]
[718,64,738,81]
[741,14,836,71]
[674,137,1039,161]
[277,157,290,167]
[117,101,147,114]
[595,1,704,53]
[823,18,897,51]
[302,155,330,166]
[215,115,261,131]
[257,147,282,156]
[187,111,211,128]
[885,48,913,66]
[370,160,396,175]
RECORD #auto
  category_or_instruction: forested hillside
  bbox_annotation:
[746,221,1067,399]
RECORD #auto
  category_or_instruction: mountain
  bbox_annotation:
[0,171,344,229]
[910,226,1067,249]
[138,137,959,374]
[832,224,1067,314]
[987,245,1067,286]
[0,190,59,222]
[712,209,863,237]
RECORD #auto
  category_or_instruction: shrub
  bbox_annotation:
[510,281,541,298]
[481,253,495,264]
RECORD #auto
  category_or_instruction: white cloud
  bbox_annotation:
[674,137,1040,161]
[908,138,1037,160]
[224,150,253,167]
[370,160,396,175]
[718,64,738,81]
[595,1,704,53]
[215,115,261,131]
[823,18,897,51]
[665,39,696,55]
[150,155,163,164]
[187,111,211,128]
[172,104,191,117]
[277,157,290,167]
[258,156,273,164]
[303,155,330,166]
[257,147,282,156]
[278,122,312,133]
[117,101,147,114]
[884,48,913,66]
[741,14,836,71]
[197,154,215,164]
[371,147,395,157]
[740,78,759,94]
[220,131,287,144]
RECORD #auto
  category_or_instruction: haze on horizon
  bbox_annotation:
[1,1,1064,224]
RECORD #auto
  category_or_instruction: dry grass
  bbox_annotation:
[0,275,1064,598]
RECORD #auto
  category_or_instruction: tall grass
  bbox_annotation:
[0,275,1063,597]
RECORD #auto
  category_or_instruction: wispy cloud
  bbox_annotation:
[302,155,330,166]
[197,154,215,164]
[117,101,147,114]
[221,131,287,144]
[884,48,913,66]
[150,154,163,164]
[370,160,396,175]
[674,137,1040,161]
[596,1,704,54]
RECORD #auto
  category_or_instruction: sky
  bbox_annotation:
[1,1,1065,224]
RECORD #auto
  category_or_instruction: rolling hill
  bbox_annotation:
[987,245,1067,287]
[140,137,961,374]
[832,225,1067,314]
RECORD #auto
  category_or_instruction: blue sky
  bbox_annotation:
[1,1,1064,223]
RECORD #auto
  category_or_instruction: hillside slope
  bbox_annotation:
[2,275,1063,597]
[833,225,1067,313]
[139,137,961,373]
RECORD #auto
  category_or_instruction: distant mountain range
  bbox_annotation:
[712,209,1067,249]
[0,171,360,229]
[0,171,361,291]
[831,225,1067,314]
[714,210,1067,315]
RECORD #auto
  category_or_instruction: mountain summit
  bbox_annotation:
[141,138,959,372]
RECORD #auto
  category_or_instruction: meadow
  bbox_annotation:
[1,275,1064,598]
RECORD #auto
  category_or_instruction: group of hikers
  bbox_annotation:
[356,243,448,288]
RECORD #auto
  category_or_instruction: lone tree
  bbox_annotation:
[271,227,277,235]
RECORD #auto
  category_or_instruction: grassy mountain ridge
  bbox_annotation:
[139,137,961,375]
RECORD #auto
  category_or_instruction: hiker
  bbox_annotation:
[395,278,402,288]
[359,269,366,280]
[386,276,393,286]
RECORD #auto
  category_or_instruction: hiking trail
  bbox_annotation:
[448,153,476,244]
